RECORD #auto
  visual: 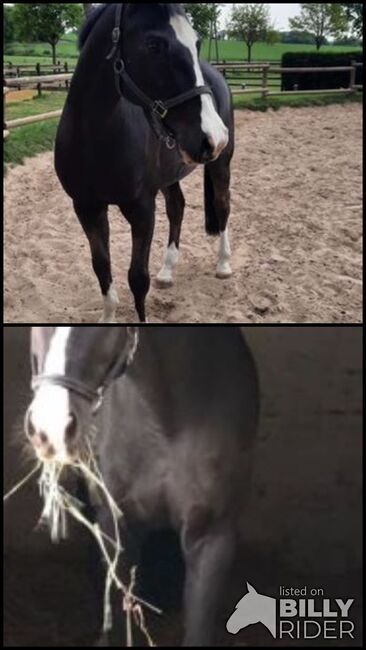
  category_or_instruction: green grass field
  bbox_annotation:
[4,35,362,67]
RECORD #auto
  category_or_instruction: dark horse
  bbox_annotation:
[27,327,259,646]
[55,4,235,323]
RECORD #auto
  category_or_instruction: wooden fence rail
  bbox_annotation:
[4,61,75,77]
[215,60,363,98]
[3,62,363,138]
[6,73,73,87]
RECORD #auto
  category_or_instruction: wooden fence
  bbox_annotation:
[4,61,75,78]
[3,74,72,137]
[3,62,363,138]
[5,71,73,97]
[214,60,363,97]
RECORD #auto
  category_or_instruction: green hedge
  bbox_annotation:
[281,51,363,91]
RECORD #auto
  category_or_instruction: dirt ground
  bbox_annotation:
[6,89,39,103]
[4,104,362,324]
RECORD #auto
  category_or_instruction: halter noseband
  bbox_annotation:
[31,328,139,411]
[106,3,214,150]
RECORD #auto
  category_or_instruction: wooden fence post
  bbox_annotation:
[37,82,42,98]
[350,60,357,92]
[4,87,9,139]
[262,64,270,99]
[36,62,41,76]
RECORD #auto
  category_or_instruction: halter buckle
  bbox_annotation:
[111,27,121,45]
[152,100,168,120]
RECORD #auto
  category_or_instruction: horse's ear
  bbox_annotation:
[247,582,257,594]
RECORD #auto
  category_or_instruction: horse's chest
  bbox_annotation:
[97,406,172,525]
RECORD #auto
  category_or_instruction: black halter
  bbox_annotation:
[106,3,214,150]
[31,328,138,410]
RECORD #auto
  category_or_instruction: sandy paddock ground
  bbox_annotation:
[4,104,362,323]
[6,89,39,103]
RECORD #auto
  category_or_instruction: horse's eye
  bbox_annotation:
[146,38,164,54]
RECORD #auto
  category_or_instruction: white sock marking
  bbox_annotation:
[157,243,179,285]
[99,284,119,323]
[217,229,232,278]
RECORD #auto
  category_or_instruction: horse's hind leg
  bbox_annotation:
[74,200,119,323]
[181,519,237,646]
[204,158,233,280]
[157,183,185,288]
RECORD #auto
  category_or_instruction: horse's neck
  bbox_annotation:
[71,8,117,109]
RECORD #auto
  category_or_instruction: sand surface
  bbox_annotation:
[4,104,362,323]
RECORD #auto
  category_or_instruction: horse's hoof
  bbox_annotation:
[98,316,117,324]
[156,276,174,289]
[216,265,233,280]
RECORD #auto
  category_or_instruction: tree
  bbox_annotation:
[4,6,15,45]
[333,35,361,45]
[227,4,274,63]
[281,30,319,45]
[289,4,348,51]
[207,4,222,62]
[341,3,363,37]
[184,4,213,39]
[13,3,82,63]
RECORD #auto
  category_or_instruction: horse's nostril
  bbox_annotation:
[65,413,78,441]
[200,136,215,163]
[201,136,212,155]
[32,431,48,449]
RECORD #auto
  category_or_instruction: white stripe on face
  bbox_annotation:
[30,327,72,460]
[169,14,229,157]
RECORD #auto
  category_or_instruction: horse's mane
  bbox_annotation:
[78,3,186,50]
[78,3,109,50]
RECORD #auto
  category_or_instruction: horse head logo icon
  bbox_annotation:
[227,583,276,638]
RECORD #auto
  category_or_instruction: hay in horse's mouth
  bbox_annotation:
[4,445,160,647]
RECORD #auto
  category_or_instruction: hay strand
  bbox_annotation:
[3,463,41,502]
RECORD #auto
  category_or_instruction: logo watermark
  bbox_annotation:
[227,583,355,640]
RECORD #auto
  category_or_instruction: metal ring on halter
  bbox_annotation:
[165,136,176,150]
[114,58,125,74]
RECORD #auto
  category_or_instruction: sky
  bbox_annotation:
[220,4,301,31]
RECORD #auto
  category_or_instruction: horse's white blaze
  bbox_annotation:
[217,229,232,278]
[44,327,72,375]
[157,243,179,285]
[170,14,229,156]
[31,328,72,458]
[99,284,119,324]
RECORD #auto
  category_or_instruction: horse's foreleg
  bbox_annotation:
[181,522,237,647]
[157,183,185,288]
[121,197,155,323]
[74,201,119,323]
